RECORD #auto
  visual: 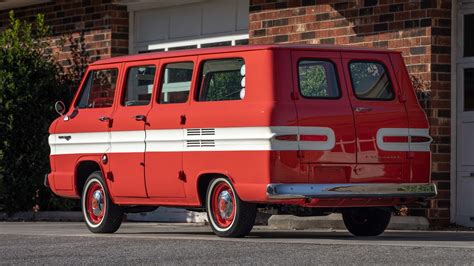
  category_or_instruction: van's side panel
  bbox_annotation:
[270,49,307,184]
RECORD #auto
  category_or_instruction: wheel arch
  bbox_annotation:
[196,172,235,207]
[74,158,103,198]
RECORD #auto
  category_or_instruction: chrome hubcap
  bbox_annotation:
[91,190,104,216]
[217,190,233,219]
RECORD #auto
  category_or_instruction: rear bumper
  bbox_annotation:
[266,183,437,200]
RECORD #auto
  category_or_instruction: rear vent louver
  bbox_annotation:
[186,128,216,148]
[187,128,215,136]
[186,140,215,148]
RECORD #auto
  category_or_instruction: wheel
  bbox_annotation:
[342,207,392,236]
[81,171,123,233]
[206,177,257,237]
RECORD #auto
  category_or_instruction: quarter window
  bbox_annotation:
[122,66,156,106]
[76,69,118,108]
[298,60,340,98]
[159,62,194,104]
[198,58,245,102]
[349,61,394,100]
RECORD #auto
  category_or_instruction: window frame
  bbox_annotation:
[74,68,119,109]
[156,61,195,105]
[120,64,156,107]
[196,57,246,102]
[348,59,396,101]
[296,58,342,100]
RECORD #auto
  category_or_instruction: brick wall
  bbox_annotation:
[249,0,451,225]
[0,0,129,70]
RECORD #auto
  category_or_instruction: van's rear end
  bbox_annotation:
[266,47,436,206]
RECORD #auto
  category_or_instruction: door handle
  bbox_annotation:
[98,116,112,122]
[354,107,373,113]
[98,116,113,128]
[180,115,186,125]
[133,114,147,122]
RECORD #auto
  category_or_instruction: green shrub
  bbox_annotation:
[0,11,74,213]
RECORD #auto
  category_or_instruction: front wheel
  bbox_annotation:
[342,207,391,236]
[82,171,123,233]
[206,177,257,237]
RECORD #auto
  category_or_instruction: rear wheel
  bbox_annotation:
[342,207,391,236]
[206,177,257,237]
[82,171,123,233]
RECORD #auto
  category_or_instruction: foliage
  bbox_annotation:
[299,64,329,97]
[205,70,243,101]
[0,11,74,213]
[65,31,90,90]
[410,75,431,109]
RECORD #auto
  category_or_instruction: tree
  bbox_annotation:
[0,11,73,213]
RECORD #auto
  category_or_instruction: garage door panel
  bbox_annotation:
[202,0,236,34]
[169,5,202,38]
[135,9,168,42]
[460,122,474,168]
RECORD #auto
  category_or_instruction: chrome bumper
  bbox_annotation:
[266,183,437,200]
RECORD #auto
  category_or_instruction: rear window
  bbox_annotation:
[198,58,245,102]
[349,61,394,100]
[298,60,340,98]
[76,69,118,108]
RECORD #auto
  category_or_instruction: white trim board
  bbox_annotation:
[148,34,250,51]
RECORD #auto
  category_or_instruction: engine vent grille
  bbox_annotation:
[187,128,215,136]
[186,140,215,148]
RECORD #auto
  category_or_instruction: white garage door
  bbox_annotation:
[128,0,249,53]
[456,3,474,227]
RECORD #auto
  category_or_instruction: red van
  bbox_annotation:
[47,45,436,237]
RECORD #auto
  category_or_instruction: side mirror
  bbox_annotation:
[54,101,66,116]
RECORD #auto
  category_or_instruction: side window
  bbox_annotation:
[198,58,245,102]
[349,61,394,100]
[76,69,118,108]
[298,60,340,98]
[159,62,193,104]
[122,65,156,106]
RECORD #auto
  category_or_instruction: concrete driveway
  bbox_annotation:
[1,222,473,264]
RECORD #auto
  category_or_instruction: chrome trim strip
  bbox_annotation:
[266,183,437,199]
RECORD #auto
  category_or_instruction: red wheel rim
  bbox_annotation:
[85,181,106,225]
[211,182,236,228]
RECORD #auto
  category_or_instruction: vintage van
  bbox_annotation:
[47,45,437,237]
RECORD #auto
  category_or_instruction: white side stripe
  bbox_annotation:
[53,132,110,155]
[49,126,334,155]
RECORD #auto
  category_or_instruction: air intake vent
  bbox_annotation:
[201,128,215,135]
[186,140,215,148]
[187,128,215,136]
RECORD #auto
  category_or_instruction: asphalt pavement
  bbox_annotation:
[1,222,473,264]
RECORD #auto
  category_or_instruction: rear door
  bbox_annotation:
[341,52,409,182]
[291,50,356,183]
